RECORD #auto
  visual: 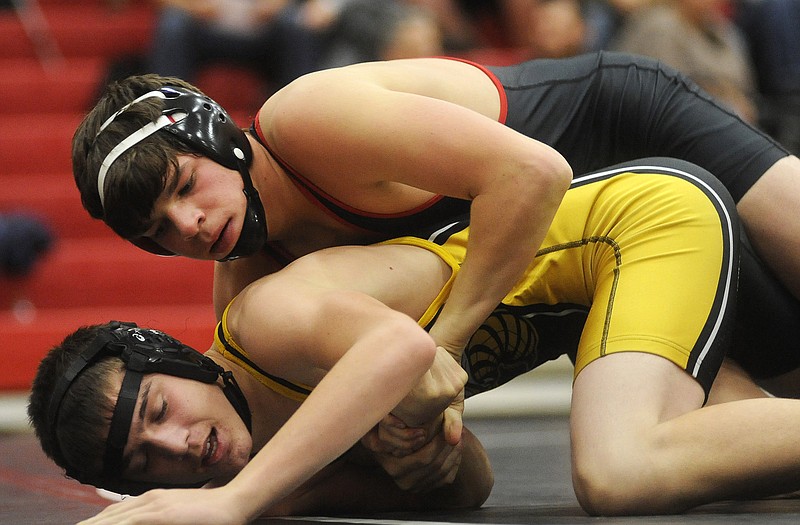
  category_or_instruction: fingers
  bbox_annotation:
[77,488,240,525]
[78,490,161,524]
[385,438,464,492]
[360,417,426,457]
[443,406,463,447]
[380,415,427,454]
[411,439,463,492]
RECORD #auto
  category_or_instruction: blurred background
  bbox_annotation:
[1,0,799,431]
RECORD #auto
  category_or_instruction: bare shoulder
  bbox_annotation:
[213,253,284,317]
[226,242,448,349]
[220,264,328,377]
[259,58,500,142]
[221,244,438,380]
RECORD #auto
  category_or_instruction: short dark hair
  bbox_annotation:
[28,323,123,484]
[72,74,201,239]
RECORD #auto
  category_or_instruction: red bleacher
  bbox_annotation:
[0,0,527,392]
[0,0,220,391]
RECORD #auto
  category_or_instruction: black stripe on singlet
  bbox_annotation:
[571,157,739,388]
[215,323,312,398]
[249,123,471,236]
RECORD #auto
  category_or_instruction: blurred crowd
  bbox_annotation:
[3,0,798,162]
[129,0,800,152]
[0,212,52,278]
[2,1,799,279]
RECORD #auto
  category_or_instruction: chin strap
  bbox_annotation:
[49,322,254,495]
[221,369,252,433]
[217,147,268,262]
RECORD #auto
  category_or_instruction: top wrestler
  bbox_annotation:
[32,158,800,524]
[71,51,800,377]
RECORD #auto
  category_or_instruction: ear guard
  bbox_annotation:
[47,321,251,495]
[101,86,267,261]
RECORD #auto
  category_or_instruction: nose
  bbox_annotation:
[166,202,204,240]
[147,424,192,459]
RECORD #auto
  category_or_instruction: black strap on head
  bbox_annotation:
[102,354,145,477]
[46,326,125,443]
[47,321,252,489]
[103,85,267,260]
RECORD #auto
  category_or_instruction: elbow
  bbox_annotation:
[467,460,494,509]
[383,315,438,375]
[533,147,572,201]
[407,326,438,374]
[503,146,572,212]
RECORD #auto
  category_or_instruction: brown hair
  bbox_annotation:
[72,74,202,239]
[27,323,123,484]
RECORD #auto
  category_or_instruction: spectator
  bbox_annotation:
[316,0,444,69]
[583,0,653,50]
[612,0,759,124]
[735,0,800,97]
[526,0,588,58]
[410,0,550,51]
[147,0,318,91]
[734,0,800,153]
[0,212,53,278]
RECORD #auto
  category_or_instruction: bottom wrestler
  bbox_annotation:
[29,159,800,524]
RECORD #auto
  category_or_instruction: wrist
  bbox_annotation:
[221,478,268,522]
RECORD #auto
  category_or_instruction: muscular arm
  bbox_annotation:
[81,245,471,524]
[216,266,450,521]
[738,155,800,301]
[263,61,573,363]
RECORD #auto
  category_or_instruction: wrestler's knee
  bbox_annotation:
[571,441,687,516]
[571,447,642,516]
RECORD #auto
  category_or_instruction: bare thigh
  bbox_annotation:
[738,155,800,299]
[569,352,704,514]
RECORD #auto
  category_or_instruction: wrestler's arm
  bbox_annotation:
[738,155,800,300]
[80,279,443,525]
[268,427,493,516]
[219,266,468,521]
[79,246,473,525]
[262,65,572,364]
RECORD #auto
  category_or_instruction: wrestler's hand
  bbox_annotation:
[391,346,467,432]
[367,427,464,492]
[361,413,429,457]
[77,487,248,525]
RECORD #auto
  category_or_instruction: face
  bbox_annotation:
[143,154,246,260]
[383,16,443,60]
[528,0,585,59]
[116,371,253,486]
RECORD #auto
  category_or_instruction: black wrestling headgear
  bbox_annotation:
[96,86,267,261]
[47,321,252,495]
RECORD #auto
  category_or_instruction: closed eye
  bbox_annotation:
[152,222,167,240]
[178,174,195,197]
[140,399,167,473]
[155,399,168,422]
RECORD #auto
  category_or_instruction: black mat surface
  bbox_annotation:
[4,416,800,524]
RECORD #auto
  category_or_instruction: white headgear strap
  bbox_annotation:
[96,90,187,210]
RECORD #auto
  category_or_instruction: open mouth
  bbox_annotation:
[202,428,218,466]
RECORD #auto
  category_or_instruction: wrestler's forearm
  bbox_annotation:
[392,345,467,427]
[220,316,438,521]
[427,151,572,358]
